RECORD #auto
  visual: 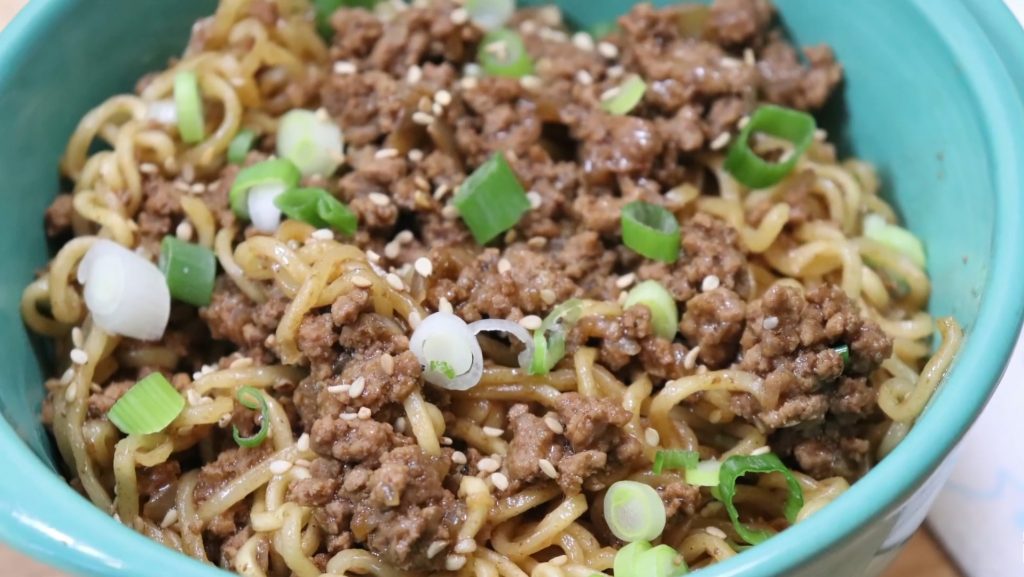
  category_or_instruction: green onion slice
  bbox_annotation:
[832,344,850,367]
[229,158,301,219]
[652,449,699,475]
[716,453,804,545]
[465,0,514,30]
[604,480,667,543]
[724,104,816,189]
[614,541,652,577]
[621,201,681,263]
[453,152,530,244]
[528,299,584,376]
[107,373,185,436]
[274,187,358,236]
[685,460,722,487]
[159,236,217,307]
[637,544,689,577]
[602,75,647,116]
[863,214,926,268]
[313,0,377,38]
[277,109,345,178]
[173,71,205,145]
[478,29,534,78]
[228,129,257,165]
[624,280,679,340]
[232,386,270,448]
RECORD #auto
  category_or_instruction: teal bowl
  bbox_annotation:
[1,1,1023,576]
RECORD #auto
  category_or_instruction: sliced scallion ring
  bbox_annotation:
[173,71,205,144]
[232,386,270,448]
[724,104,816,189]
[228,129,257,165]
[107,373,185,435]
[602,74,647,116]
[685,459,722,487]
[465,0,514,30]
[468,318,535,370]
[229,158,301,220]
[614,541,652,577]
[274,187,358,236]
[652,449,699,475]
[863,213,926,268]
[159,236,217,307]
[276,109,345,178]
[604,480,666,543]
[621,201,681,263]
[624,280,679,340]
[478,28,534,78]
[77,239,170,341]
[716,453,804,545]
[410,312,484,391]
[637,544,689,577]
[453,152,530,244]
[248,183,288,233]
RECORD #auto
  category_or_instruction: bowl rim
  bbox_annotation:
[1,0,1024,576]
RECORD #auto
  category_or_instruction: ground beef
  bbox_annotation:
[194,446,274,503]
[200,280,287,361]
[310,416,410,466]
[680,287,747,369]
[504,404,562,486]
[567,109,663,185]
[758,36,843,110]
[708,0,775,46]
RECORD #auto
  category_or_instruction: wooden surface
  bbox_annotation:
[0,0,965,576]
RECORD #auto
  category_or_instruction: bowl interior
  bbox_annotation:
[0,1,1022,577]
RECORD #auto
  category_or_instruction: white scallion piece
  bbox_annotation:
[77,239,170,341]
[247,183,287,233]
[468,318,535,370]
[410,312,484,391]
[863,213,926,267]
[276,109,345,178]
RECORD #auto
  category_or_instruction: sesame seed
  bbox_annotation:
[460,76,479,91]
[435,90,453,106]
[526,191,542,209]
[598,41,619,59]
[413,176,431,191]
[543,415,564,434]
[751,446,772,456]
[616,273,636,289]
[351,275,373,289]
[327,383,350,395]
[720,57,742,69]
[229,356,254,369]
[64,382,78,402]
[478,457,500,473]
[386,273,405,291]
[441,205,459,220]
[814,128,828,141]
[190,182,207,194]
[396,230,414,243]
[139,162,159,174]
[432,102,444,116]
[60,367,75,385]
[571,31,595,52]
[297,433,310,452]
[738,115,751,129]
[710,132,732,150]
[433,184,450,200]
[482,426,504,437]
[358,407,372,420]
[519,75,542,91]
[348,376,366,398]
[618,291,628,305]
[426,541,449,560]
[269,460,293,475]
[412,111,435,126]
[160,509,179,529]
[452,451,467,465]
[490,472,510,491]
[311,228,334,240]
[438,297,454,314]
[71,327,83,348]
[340,412,358,421]
[454,539,477,554]
[575,70,594,86]
[539,458,558,479]
[540,288,557,304]
[333,61,357,75]
[70,348,88,365]
[762,316,780,330]
[607,65,625,79]
[518,315,542,330]
[380,352,395,376]
[701,275,721,292]
[445,556,467,571]
[497,258,512,274]
[441,436,453,446]
[743,48,756,66]
[406,64,423,84]
[706,526,729,539]
[408,311,423,328]
[684,346,701,370]
[600,86,621,102]
[408,148,424,162]
[384,242,401,260]
[368,192,391,206]
[375,148,399,160]
[414,257,434,277]
[645,427,660,446]
[450,7,469,24]
[395,416,407,433]
[173,181,191,193]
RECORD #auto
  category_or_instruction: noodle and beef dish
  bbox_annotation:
[22,0,962,575]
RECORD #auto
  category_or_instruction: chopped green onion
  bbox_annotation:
[624,280,679,340]
[465,0,514,30]
[716,453,804,545]
[863,214,926,268]
[601,75,647,116]
[232,386,270,448]
[429,360,457,379]
[230,158,301,219]
[228,129,257,165]
[685,460,722,487]
[410,312,485,391]
[652,449,699,475]
[614,541,651,577]
[453,152,530,244]
[637,544,689,577]
[832,344,850,367]
[159,236,217,307]
[724,104,816,189]
[313,0,377,38]
[478,29,534,78]
[542,299,585,331]
[621,201,681,263]
[604,480,666,543]
[107,373,185,435]
[174,71,205,144]
[274,187,358,236]
[529,299,584,375]
[277,109,345,178]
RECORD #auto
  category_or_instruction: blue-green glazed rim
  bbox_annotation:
[1,1,1023,576]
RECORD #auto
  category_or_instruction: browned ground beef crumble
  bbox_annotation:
[44,0,891,571]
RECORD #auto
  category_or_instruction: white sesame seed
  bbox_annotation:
[616,273,636,289]
[348,376,366,398]
[386,273,405,291]
[139,162,159,175]
[445,556,467,571]
[315,107,329,122]
[598,41,619,59]
[412,111,435,125]
[762,316,780,330]
[450,7,469,24]
[380,352,395,376]
[229,356,254,369]
[518,315,542,330]
[384,242,401,260]
[173,181,191,193]
[70,348,88,365]
[408,310,423,328]
[375,148,399,160]
[497,258,512,274]
[751,446,772,456]
[571,31,595,52]
[269,460,293,475]
[478,457,500,473]
[60,367,75,385]
[432,102,444,116]
[482,426,504,438]
[408,148,424,162]
[438,297,454,314]
[64,382,78,402]
[607,64,625,79]
[720,57,742,69]
[414,257,434,278]
[311,228,334,241]
[543,415,564,434]
[71,327,83,348]
[435,90,453,106]
[406,64,423,84]
[441,436,454,446]
[454,538,477,554]
[297,433,310,452]
[519,75,542,91]
[645,427,661,446]
[340,412,358,421]
[459,76,479,91]
[526,191,542,209]
[490,472,510,491]
[395,230,414,243]
[441,205,459,220]
[395,416,407,433]
[815,128,828,141]
[327,383,350,395]
[710,132,732,150]
[701,275,721,292]
[160,508,179,529]
[433,183,450,200]
[427,540,448,559]
[351,275,373,289]
[539,458,558,479]
[600,86,621,103]
[743,48,756,66]
[333,61,357,75]
[618,291,628,305]
[738,115,751,129]
[575,70,594,86]
[358,407,372,420]
[452,451,467,465]
[368,192,391,206]
[706,526,729,539]
[684,346,701,370]
[540,288,557,304]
